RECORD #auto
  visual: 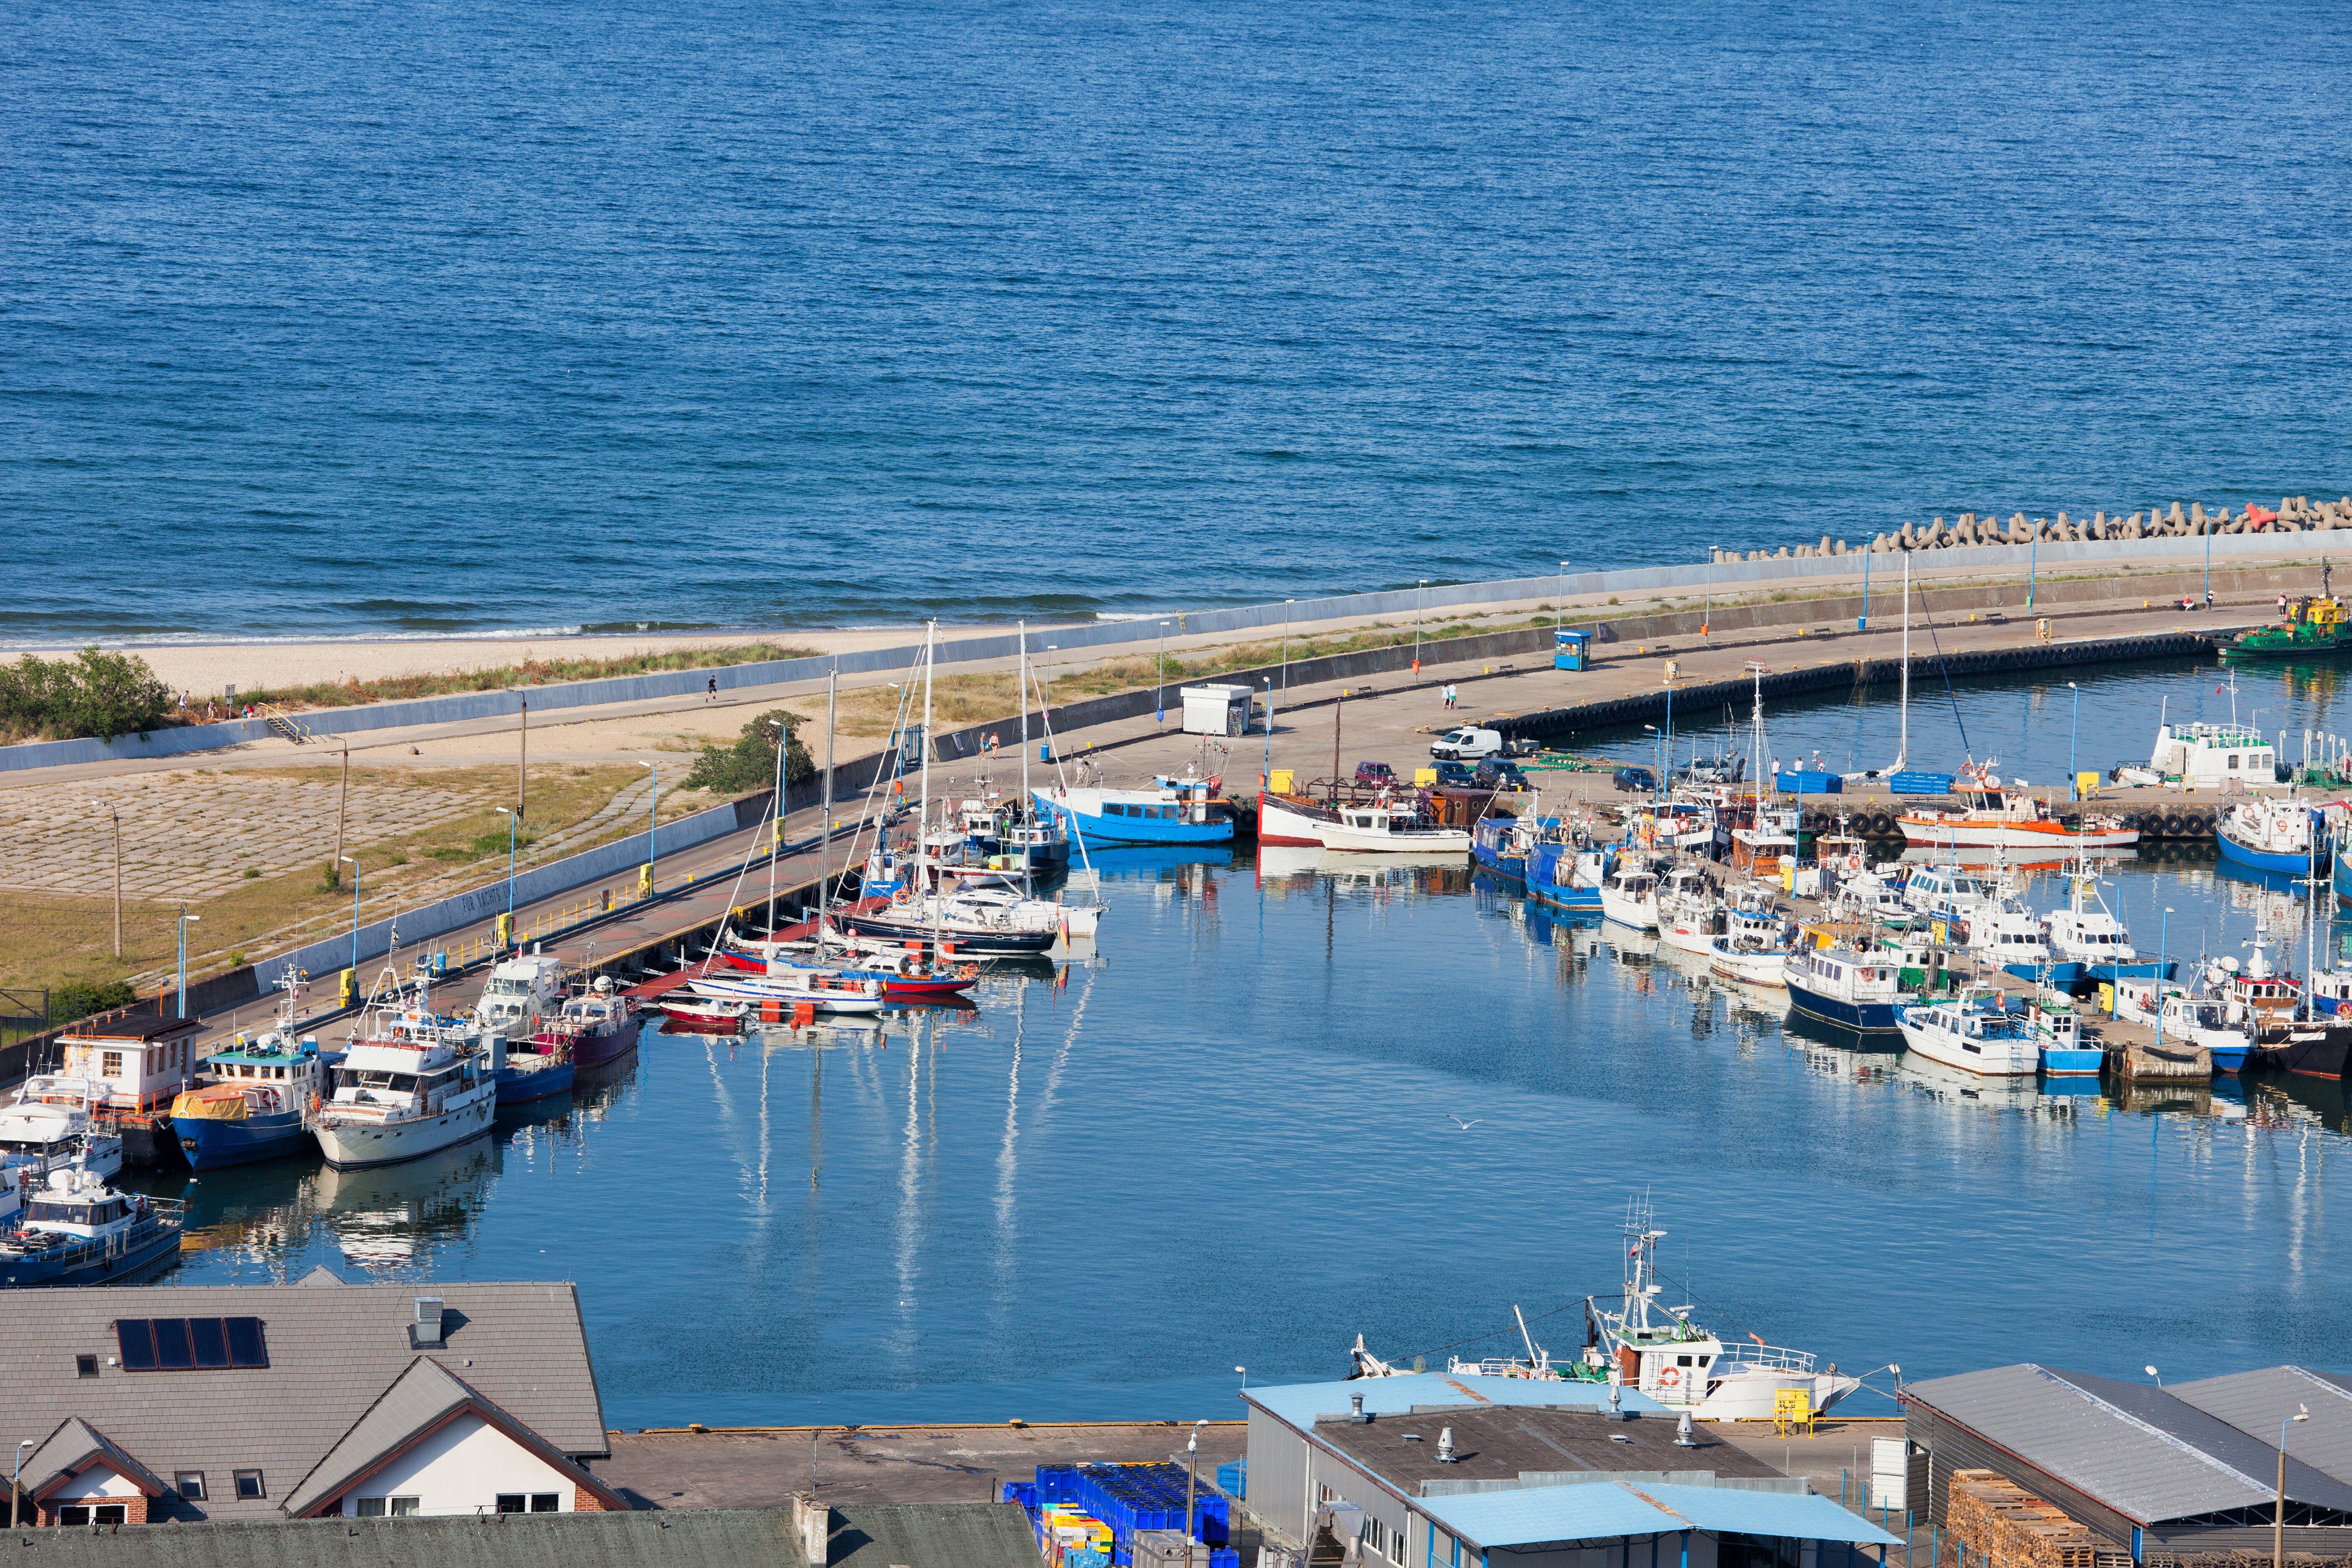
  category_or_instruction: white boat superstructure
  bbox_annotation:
[1829,869,1913,931]
[1316,802,1472,855]
[1902,863,1995,925]
[0,1076,125,1179]
[1966,880,2053,969]
[2149,721,2278,791]
[1707,886,1790,988]
[1895,992,2041,1077]
[472,951,566,1042]
[311,974,497,1171]
[1599,860,1660,931]
[1656,864,1721,956]
[2045,873,2139,966]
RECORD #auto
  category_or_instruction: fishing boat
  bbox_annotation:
[1344,1200,1860,1421]
[2259,1019,2352,1079]
[472,950,567,1043]
[309,975,498,1171]
[0,1076,125,1180]
[1707,886,1791,988]
[1901,862,1997,926]
[1785,943,1903,1031]
[1895,991,2041,1077]
[2114,990,2249,1073]
[1966,880,2064,983]
[2045,868,2171,981]
[721,929,982,1000]
[1034,781,1232,846]
[1900,772,2138,852]
[1827,867,1913,931]
[1597,857,1660,930]
[2027,993,2103,1076]
[1473,814,1541,879]
[2221,567,2351,661]
[171,1037,330,1168]
[2144,682,2279,790]
[2216,794,2328,874]
[0,1167,185,1288]
[1657,865,1724,956]
[1314,801,1471,855]
[2205,936,2303,1025]
[1526,835,1605,913]
[529,979,641,1069]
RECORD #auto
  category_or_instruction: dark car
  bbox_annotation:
[1431,761,1479,788]
[1474,758,1530,790]
[1355,761,1398,787]
[1612,765,1657,794]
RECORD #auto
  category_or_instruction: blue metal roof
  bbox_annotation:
[1635,1483,1903,1546]
[1421,1483,1678,1547]
[1244,1371,1667,1433]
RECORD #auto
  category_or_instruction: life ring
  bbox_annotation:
[892,887,915,906]
[1843,853,1864,873]
[1658,1367,1681,1387]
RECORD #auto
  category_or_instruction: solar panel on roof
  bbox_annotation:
[114,1317,268,1371]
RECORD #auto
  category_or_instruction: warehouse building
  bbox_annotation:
[1242,1372,1899,1568]
[1902,1364,2352,1561]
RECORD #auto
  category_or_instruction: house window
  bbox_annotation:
[176,1472,206,1500]
[235,1470,265,1500]
[355,1499,386,1518]
[531,1495,560,1514]
[102,1051,123,1076]
[390,1497,420,1517]
[55,1507,90,1527]
[496,1495,527,1515]
[76,1355,98,1377]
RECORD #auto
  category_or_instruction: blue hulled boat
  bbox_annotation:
[1032,782,1233,847]
[171,1030,332,1170]
[2215,795,2327,875]
[1525,839,1603,913]
[1786,945,1903,1032]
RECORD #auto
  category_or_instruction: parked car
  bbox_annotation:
[1355,761,1398,787]
[1429,726,1505,761]
[1474,759,1530,790]
[1500,735,1542,759]
[1612,765,1658,794]
[1431,761,1479,788]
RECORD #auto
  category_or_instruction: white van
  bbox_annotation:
[1430,727,1504,761]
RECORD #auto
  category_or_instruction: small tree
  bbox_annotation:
[683,710,815,796]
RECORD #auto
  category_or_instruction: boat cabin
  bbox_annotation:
[329,1045,478,1119]
[58,1016,203,1116]
[2149,722,2279,791]
[19,1168,147,1242]
[0,1076,107,1165]
[474,953,564,1040]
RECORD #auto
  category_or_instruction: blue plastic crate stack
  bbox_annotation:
[1888,770,1956,795]
[1004,1462,1238,1568]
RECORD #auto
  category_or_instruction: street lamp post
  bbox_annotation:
[1860,546,1870,631]
[1236,1365,1248,1390]
[2156,910,2175,1050]
[1183,1420,1209,1554]
[642,761,660,894]
[1282,601,1295,700]
[2279,1406,2312,1568]
[175,911,200,1020]
[2068,683,2080,801]
[496,807,518,930]
[1415,580,1428,673]
[1156,621,1170,725]
[89,801,121,957]
[341,856,359,973]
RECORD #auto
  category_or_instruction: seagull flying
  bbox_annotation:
[1446,1116,1482,1131]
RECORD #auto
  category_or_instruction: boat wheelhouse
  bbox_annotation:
[1597,859,1659,931]
[2147,721,2278,790]
[0,1077,125,1180]
[172,1033,328,1169]
[2045,871,2170,981]
[0,1166,184,1288]
[1895,992,2041,1077]
[2216,795,2326,875]
[1785,943,1902,1031]
[1035,782,1233,847]
[473,951,566,1043]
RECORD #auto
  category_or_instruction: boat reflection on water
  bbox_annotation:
[1783,1006,1904,1060]
[1897,1053,2049,1111]
[309,1138,501,1265]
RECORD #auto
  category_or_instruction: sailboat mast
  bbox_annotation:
[1018,622,1032,899]
[919,621,936,894]
[1895,554,1909,775]
[816,664,837,934]
[1333,692,1342,799]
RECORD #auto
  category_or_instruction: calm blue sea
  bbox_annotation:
[7,0,2352,644]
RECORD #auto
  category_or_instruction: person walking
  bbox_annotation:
[706,675,719,703]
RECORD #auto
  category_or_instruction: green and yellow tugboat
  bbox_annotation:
[2224,562,2351,660]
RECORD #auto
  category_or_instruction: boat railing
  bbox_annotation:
[6,1200,185,1266]
[1711,1341,1817,1375]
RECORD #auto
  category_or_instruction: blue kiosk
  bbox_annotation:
[1553,629,1590,670]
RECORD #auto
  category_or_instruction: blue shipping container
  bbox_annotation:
[1889,772,1956,795]
[1776,771,1841,794]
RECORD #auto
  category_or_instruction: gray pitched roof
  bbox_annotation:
[282,1358,621,1518]
[0,1504,1038,1568]
[23,1417,169,1500]
[2169,1367,2352,1488]
[0,1280,609,1524]
[1906,1364,2352,1525]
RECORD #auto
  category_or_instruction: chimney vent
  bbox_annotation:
[1350,1393,1370,1425]
[413,1298,445,1346]
[1437,1427,1456,1464]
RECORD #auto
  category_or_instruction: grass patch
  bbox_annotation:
[231,643,821,714]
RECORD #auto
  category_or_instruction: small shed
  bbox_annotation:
[1554,629,1590,670]
[58,1014,203,1115]
[1180,684,1254,737]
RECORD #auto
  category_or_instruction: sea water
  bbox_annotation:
[9,0,2352,644]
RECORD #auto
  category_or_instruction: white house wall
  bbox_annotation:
[50,1469,144,1502]
[335,1413,576,1516]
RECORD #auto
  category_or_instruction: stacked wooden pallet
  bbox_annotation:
[1945,1469,2119,1568]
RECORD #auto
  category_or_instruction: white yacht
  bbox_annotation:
[0,1076,125,1179]
[1598,858,1660,931]
[311,977,498,1171]
[1315,802,1471,855]
[0,1166,184,1288]
[473,951,567,1043]
[1895,991,2041,1077]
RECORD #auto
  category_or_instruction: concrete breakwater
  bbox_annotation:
[1712,495,2352,561]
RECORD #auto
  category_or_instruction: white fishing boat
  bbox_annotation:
[2045,868,2167,981]
[0,1076,125,1180]
[472,950,566,1042]
[1707,886,1790,988]
[1894,991,2041,1077]
[1598,858,1660,930]
[1965,878,2055,973]
[1314,801,1471,855]
[1344,1199,1860,1421]
[310,973,498,1171]
[1900,771,2138,852]
[1901,862,1996,925]
[1656,864,1722,956]
[2112,986,2249,1072]
[1829,868,1914,931]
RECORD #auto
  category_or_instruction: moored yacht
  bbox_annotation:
[529,978,641,1069]
[473,950,567,1043]
[0,1166,184,1288]
[0,1076,124,1180]
[310,975,498,1171]
[1895,991,2041,1077]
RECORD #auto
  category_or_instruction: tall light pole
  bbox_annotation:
[1262,678,1274,778]
[2206,517,2213,608]
[2068,683,2080,801]
[642,761,660,895]
[496,807,518,927]
[2156,910,2174,1051]
[175,911,201,1019]
[1415,579,1428,673]
[1282,601,1295,700]
[1559,560,1568,622]
[2279,1405,2311,1568]
[1183,1419,1209,1554]
[1859,545,1870,632]
[341,856,359,974]
[1236,1364,1248,1390]
[90,801,121,958]
[1156,621,1170,725]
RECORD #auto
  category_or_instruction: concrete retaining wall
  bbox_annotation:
[8,531,2324,775]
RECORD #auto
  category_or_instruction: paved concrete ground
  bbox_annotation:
[599,1422,1249,1512]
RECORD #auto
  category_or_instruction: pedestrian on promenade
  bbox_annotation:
[706,675,718,703]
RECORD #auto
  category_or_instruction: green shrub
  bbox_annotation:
[0,648,172,741]
[52,981,137,1024]
[683,710,815,796]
